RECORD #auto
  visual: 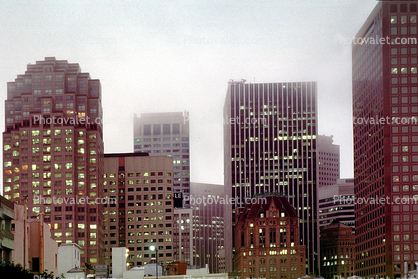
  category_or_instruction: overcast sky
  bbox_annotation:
[0,0,378,186]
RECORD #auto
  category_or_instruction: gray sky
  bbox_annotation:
[0,0,378,186]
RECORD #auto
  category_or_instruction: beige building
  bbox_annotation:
[103,153,175,273]
[0,195,14,262]
[317,135,340,188]
[12,204,58,274]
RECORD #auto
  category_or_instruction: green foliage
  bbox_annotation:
[0,261,65,279]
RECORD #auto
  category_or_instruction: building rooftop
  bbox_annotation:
[104,152,150,158]
[237,194,297,222]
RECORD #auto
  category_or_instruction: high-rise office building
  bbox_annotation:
[190,182,225,273]
[320,222,355,279]
[319,178,355,229]
[133,112,190,201]
[353,2,418,277]
[173,207,193,266]
[3,57,104,265]
[102,153,174,272]
[317,135,340,188]
[224,80,319,274]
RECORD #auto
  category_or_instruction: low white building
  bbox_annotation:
[57,243,82,277]
[111,247,228,279]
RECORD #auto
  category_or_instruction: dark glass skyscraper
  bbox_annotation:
[224,80,318,274]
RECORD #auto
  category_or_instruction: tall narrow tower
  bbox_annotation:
[353,2,418,277]
[224,80,319,274]
[3,57,104,265]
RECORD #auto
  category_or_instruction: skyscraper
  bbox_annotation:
[102,153,174,272]
[317,135,340,188]
[224,80,319,274]
[133,112,190,202]
[3,57,104,265]
[353,2,418,277]
[190,182,225,273]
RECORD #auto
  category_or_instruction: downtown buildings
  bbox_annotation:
[224,80,319,274]
[353,1,418,277]
[2,57,104,265]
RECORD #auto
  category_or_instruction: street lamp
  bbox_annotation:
[150,245,158,279]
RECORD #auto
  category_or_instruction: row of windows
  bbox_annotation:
[135,137,189,143]
[141,143,189,147]
[104,172,171,178]
[143,124,182,135]
[142,149,189,154]
[391,67,418,74]
[106,201,172,207]
[390,15,417,24]
[105,186,172,193]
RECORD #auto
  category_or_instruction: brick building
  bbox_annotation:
[233,195,306,279]
[320,222,355,279]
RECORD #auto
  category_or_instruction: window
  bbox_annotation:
[153,124,161,135]
[163,124,170,135]
[144,125,151,136]
[173,124,180,134]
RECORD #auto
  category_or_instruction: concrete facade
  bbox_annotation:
[57,243,81,276]
[103,153,174,273]
[317,135,340,188]
[0,195,14,262]
[12,203,58,274]
[133,112,190,199]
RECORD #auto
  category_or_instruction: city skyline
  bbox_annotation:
[0,0,380,191]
